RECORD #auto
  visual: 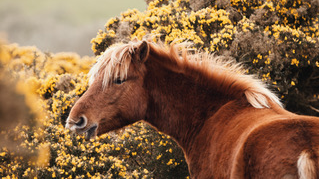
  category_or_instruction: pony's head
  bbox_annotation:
[65,40,150,139]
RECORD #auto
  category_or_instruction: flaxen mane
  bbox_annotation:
[89,42,136,87]
[89,40,282,109]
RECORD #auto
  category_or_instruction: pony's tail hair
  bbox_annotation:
[297,150,316,179]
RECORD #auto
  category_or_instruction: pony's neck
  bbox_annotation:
[143,52,240,151]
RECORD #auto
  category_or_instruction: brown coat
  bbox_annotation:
[66,40,319,179]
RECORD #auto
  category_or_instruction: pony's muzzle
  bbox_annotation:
[65,115,98,140]
[65,115,88,131]
[85,124,98,140]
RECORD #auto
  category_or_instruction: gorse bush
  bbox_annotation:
[1,0,319,178]
[92,0,319,116]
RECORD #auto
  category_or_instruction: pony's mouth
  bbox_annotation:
[76,124,98,140]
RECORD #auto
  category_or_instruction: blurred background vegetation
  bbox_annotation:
[0,0,146,56]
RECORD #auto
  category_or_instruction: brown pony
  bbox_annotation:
[66,39,319,179]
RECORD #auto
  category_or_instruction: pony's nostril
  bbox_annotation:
[75,116,86,128]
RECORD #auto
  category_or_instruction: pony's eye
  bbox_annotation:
[114,78,126,85]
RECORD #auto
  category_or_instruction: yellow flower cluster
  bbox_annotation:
[91,30,116,54]
[91,0,235,54]
[37,76,58,98]
[1,43,95,79]
[210,24,235,51]
[225,1,318,101]
[230,0,264,13]
[37,73,88,121]
[44,52,94,75]
[231,0,319,33]
[238,17,255,33]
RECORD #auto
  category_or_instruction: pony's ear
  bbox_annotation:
[133,40,149,63]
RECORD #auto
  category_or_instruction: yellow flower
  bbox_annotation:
[291,81,296,86]
[265,58,270,65]
[291,58,299,67]
[36,143,50,167]
[87,172,92,177]
[167,159,174,165]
